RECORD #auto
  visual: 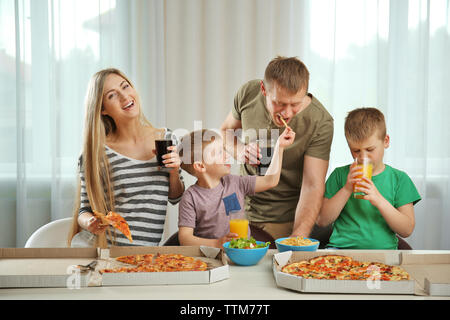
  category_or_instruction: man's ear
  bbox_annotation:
[384,134,390,149]
[193,161,206,173]
[260,80,267,97]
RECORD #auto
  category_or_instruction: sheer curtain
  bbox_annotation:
[164,0,450,250]
[0,0,165,247]
[2,0,449,249]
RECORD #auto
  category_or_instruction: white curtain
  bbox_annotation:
[0,0,165,247]
[2,0,449,249]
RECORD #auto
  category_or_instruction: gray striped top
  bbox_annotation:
[79,130,183,246]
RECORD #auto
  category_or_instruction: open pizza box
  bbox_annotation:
[99,245,229,286]
[0,246,229,288]
[273,250,450,296]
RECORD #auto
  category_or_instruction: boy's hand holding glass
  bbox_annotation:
[354,177,384,206]
[345,161,363,193]
[217,232,239,247]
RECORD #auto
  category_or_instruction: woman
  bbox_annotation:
[68,68,184,248]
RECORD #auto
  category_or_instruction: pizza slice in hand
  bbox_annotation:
[92,210,133,243]
[105,211,133,243]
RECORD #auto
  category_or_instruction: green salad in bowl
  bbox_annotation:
[228,237,270,249]
[223,237,270,266]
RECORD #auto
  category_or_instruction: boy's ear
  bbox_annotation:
[384,134,390,149]
[192,161,206,173]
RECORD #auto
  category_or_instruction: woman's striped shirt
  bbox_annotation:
[78,130,183,246]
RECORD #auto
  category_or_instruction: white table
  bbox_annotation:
[0,249,449,300]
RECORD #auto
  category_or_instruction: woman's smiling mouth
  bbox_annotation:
[122,100,134,110]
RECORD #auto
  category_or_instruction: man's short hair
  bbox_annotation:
[344,107,386,142]
[179,129,222,175]
[264,56,310,94]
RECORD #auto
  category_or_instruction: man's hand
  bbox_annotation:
[243,142,260,166]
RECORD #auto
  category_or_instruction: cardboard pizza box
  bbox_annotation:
[0,247,99,288]
[99,245,229,286]
[272,250,450,296]
[0,246,229,288]
[400,252,450,296]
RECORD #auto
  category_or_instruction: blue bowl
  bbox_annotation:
[275,237,320,252]
[223,241,269,266]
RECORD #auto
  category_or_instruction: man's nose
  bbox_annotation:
[281,108,293,118]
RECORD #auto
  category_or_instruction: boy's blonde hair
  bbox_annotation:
[179,129,222,176]
[264,56,310,94]
[344,107,386,142]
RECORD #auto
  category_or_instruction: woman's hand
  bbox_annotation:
[152,145,181,173]
[163,145,182,173]
[85,215,108,235]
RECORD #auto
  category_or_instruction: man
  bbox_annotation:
[220,56,334,240]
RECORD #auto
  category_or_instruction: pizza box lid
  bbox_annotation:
[400,252,450,296]
[0,247,100,288]
[272,250,417,295]
[99,245,229,286]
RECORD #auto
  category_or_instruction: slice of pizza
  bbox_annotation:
[281,261,311,277]
[104,211,133,243]
[92,210,110,225]
[309,255,353,267]
[92,210,133,242]
[154,254,208,272]
[116,254,154,266]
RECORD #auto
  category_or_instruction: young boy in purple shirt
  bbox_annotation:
[178,128,295,248]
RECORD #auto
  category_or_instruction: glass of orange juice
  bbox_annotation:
[353,157,373,199]
[229,219,249,239]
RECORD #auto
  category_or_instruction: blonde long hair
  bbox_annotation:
[68,68,152,247]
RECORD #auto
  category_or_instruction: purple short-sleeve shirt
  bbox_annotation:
[178,174,257,239]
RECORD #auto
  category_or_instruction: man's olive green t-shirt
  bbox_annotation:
[325,164,421,249]
[232,80,334,223]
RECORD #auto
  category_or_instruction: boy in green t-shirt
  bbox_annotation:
[317,108,421,249]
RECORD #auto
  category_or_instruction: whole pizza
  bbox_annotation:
[100,253,208,273]
[281,255,410,281]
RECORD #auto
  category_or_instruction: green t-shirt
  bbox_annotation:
[325,164,421,249]
[232,80,334,223]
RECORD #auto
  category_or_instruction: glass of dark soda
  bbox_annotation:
[256,139,275,176]
[155,139,173,166]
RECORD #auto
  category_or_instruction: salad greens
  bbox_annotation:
[229,237,270,249]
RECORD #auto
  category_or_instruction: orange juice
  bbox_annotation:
[353,158,373,199]
[229,219,249,239]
